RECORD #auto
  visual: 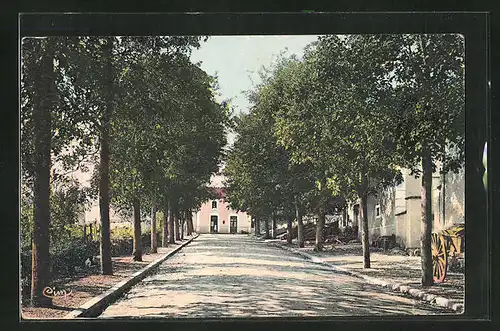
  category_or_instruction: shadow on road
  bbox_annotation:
[100,235,454,318]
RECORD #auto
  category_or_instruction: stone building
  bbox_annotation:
[192,175,252,234]
[345,166,465,249]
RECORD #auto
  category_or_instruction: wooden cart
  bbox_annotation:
[431,223,465,283]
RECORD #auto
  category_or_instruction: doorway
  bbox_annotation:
[210,215,218,233]
[230,216,238,234]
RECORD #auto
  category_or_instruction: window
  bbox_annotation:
[375,204,381,218]
[211,200,217,209]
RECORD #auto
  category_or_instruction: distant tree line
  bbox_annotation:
[223,34,464,286]
[21,36,230,306]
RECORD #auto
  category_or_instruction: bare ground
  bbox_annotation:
[277,239,465,305]
[21,240,191,320]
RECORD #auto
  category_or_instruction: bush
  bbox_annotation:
[111,224,134,239]
[109,227,161,256]
[51,239,99,275]
[110,238,133,256]
[20,230,162,304]
[20,239,99,305]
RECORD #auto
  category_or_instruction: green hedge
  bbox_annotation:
[51,239,100,275]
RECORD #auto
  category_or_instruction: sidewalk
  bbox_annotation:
[21,235,196,319]
[265,238,464,313]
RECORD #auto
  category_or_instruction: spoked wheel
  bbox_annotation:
[431,233,448,283]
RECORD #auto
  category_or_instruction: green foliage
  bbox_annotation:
[226,34,462,246]
[110,238,133,256]
[111,225,134,240]
[20,178,90,250]
[224,69,317,220]
[21,37,105,188]
[106,45,230,216]
[385,34,465,174]
[49,178,90,246]
[21,35,228,297]
[271,36,403,201]
[225,34,463,267]
[50,239,100,275]
[21,37,226,229]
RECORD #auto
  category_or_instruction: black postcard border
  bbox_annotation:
[8,11,493,329]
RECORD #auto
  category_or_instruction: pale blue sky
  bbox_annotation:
[190,35,319,145]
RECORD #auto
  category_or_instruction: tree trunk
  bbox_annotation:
[180,211,184,240]
[420,149,434,286]
[174,206,180,241]
[254,219,260,236]
[89,223,93,241]
[264,218,270,238]
[190,211,195,235]
[187,210,195,235]
[297,219,305,247]
[184,211,191,236]
[314,207,326,251]
[31,39,55,307]
[150,205,157,253]
[286,215,293,244]
[168,199,175,244]
[132,198,143,261]
[162,203,169,247]
[271,214,277,239]
[185,210,191,236]
[296,204,305,248]
[83,225,87,242]
[360,192,371,268]
[99,37,113,275]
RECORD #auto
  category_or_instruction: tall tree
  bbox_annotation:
[264,54,337,251]
[93,36,205,270]
[99,37,114,274]
[262,37,403,259]
[21,36,215,298]
[29,38,56,307]
[224,65,316,247]
[310,35,403,265]
[385,34,465,285]
[22,36,105,305]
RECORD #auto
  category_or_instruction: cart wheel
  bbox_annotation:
[431,233,448,283]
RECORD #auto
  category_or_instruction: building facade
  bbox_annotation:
[193,175,252,234]
[49,149,136,227]
[345,166,465,249]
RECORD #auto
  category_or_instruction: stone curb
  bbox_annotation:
[264,239,464,314]
[63,234,199,319]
